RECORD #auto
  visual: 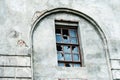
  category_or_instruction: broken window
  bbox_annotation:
[64,46,70,53]
[65,63,71,67]
[56,29,61,34]
[63,29,69,36]
[57,45,62,51]
[57,45,64,60]
[72,46,78,53]
[55,20,82,67]
[62,29,70,43]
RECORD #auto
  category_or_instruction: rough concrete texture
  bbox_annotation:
[0,0,120,80]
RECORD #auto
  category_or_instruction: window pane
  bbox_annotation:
[69,29,77,37]
[64,53,72,61]
[64,46,71,53]
[63,36,70,43]
[73,54,79,61]
[65,63,72,67]
[58,63,64,66]
[56,35,62,43]
[57,45,62,51]
[71,37,78,44]
[74,63,80,67]
[72,46,78,53]
[57,52,64,60]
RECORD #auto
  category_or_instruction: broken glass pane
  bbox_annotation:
[65,53,72,61]
[56,35,62,43]
[70,29,77,37]
[74,63,80,67]
[72,46,78,53]
[65,63,72,67]
[56,29,61,34]
[58,63,64,66]
[64,46,71,53]
[57,45,62,51]
[71,37,77,44]
[73,54,79,61]
[63,36,70,43]
[57,52,64,60]
[63,29,69,36]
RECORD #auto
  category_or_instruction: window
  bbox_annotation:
[58,78,87,80]
[55,20,82,67]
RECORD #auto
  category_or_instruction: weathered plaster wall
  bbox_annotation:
[33,12,110,80]
[0,0,120,80]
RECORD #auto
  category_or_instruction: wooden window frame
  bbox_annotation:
[55,20,82,67]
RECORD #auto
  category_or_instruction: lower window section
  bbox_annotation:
[57,44,81,67]
[59,78,87,80]
[58,62,81,67]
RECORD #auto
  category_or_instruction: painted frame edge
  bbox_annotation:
[30,7,112,80]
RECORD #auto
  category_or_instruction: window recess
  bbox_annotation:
[55,20,82,67]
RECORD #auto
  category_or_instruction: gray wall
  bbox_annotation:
[0,0,120,80]
[33,12,110,80]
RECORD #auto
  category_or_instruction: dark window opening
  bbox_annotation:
[63,29,69,36]
[56,29,61,34]
[65,63,71,67]
[63,36,68,39]
[57,45,62,51]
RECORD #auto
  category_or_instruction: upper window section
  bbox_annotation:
[55,20,78,45]
[55,20,82,67]
[56,28,78,44]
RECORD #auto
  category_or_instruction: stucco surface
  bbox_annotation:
[0,0,120,80]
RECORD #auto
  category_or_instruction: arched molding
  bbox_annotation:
[30,8,112,80]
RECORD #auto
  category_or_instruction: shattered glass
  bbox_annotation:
[57,45,62,51]
[63,29,69,36]
[64,46,71,53]
[56,29,61,34]
[65,63,72,67]
[63,36,70,43]
[72,46,78,53]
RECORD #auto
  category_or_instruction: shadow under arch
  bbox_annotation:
[30,8,112,80]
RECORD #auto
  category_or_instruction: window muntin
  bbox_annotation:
[55,20,82,67]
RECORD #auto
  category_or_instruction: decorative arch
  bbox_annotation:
[30,8,112,80]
